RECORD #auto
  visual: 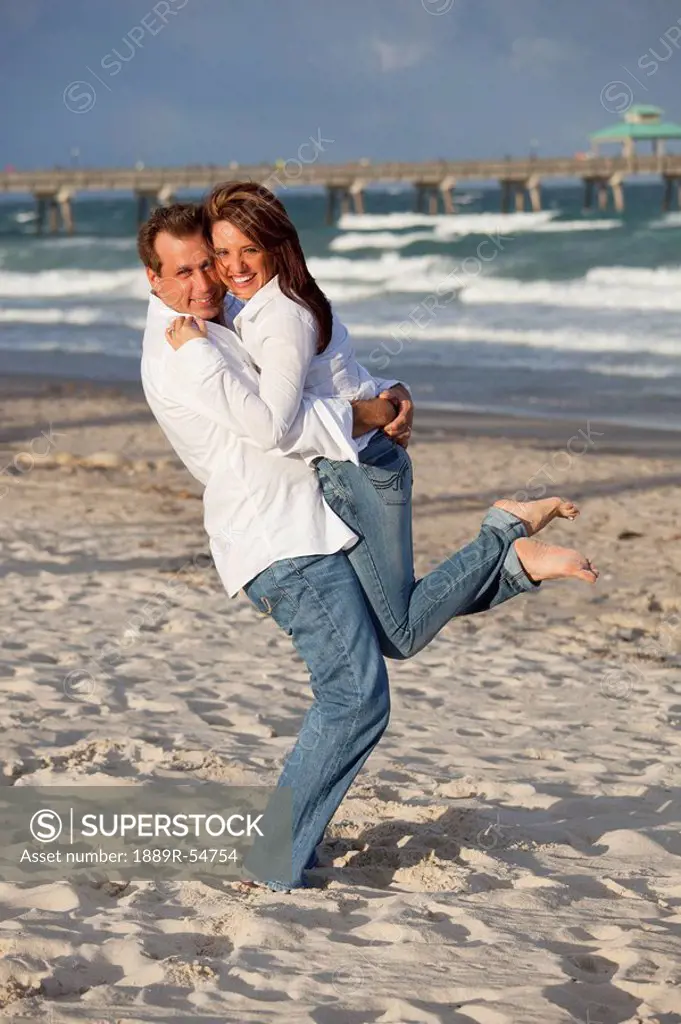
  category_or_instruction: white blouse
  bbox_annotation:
[232,276,399,451]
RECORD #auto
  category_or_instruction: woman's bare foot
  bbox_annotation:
[494,496,579,536]
[513,537,599,584]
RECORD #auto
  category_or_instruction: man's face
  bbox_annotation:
[146,231,224,318]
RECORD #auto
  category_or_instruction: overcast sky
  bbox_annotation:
[2,0,681,169]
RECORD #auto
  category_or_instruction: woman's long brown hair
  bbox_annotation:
[205,182,333,353]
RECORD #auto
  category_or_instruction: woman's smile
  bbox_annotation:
[230,271,257,288]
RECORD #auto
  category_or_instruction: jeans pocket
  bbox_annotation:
[316,463,361,530]
[244,569,291,628]
[359,447,411,506]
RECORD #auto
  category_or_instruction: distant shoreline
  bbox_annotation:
[3,369,680,459]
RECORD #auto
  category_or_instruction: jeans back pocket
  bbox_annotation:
[360,444,411,506]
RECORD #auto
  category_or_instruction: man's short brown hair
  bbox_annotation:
[137,203,206,274]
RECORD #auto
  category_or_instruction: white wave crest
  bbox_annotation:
[0,338,141,357]
[337,210,557,232]
[0,306,146,330]
[330,231,436,251]
[528,219,621,233]
[649,212,681,229]
[321,282,384,302]
[332,212,621,251]
[584,361,677,379]
[586,265,681,288]
[0,268,148,299]
[314,255,679,309]
[32,236,138,250]
[429,214,620,239]
[460,268,681,312]
[310,253,450,281]
[349,321,681,358]
[313,253,459,298]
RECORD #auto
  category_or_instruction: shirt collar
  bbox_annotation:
[234,274,283,329]
[147,290,232,329]
[145,291,244,352]
[146,291,183,331]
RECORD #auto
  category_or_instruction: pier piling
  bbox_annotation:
[500,177,542,214]
[135,186,176,225]
[610,173,624,212]
[348,179,366,215]
[325,184,363,223]
[57,188,74,233]
[583,174,626,213]
[438,175,456,214]
[33,189,74,234]
[662,174,681,211]
[527,175,542,212]
[414,183,426,214]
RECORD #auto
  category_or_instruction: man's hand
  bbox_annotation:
[165,316,207,350]
[379,384,414,448]
[351,397,397,437]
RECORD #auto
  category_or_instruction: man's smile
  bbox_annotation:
[191,294,221,309]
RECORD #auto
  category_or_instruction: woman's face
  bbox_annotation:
[211,219,274,300]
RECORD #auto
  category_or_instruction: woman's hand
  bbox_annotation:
[165,316,207,350]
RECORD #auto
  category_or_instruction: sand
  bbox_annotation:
[0,375,680,1024]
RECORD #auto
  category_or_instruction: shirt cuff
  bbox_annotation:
[308,397,359,464]
[375,377,410,396]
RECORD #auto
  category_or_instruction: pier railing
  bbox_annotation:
[3,155,681,231]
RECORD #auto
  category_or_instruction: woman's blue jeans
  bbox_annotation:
[314,432,538,659]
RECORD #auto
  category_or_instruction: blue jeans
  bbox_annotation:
[243,551,390,891]
[242,435,537,890]
[314,433,538,659]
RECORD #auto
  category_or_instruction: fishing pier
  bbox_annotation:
[3,107,681,233]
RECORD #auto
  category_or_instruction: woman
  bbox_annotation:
[167,182,597,660]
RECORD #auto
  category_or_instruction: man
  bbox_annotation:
[139,203,413,892]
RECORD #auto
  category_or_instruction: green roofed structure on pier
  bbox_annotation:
[590,105,681,159]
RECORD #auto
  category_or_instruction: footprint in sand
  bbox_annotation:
[565,950,618,982]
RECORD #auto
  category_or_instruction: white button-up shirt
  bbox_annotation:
[140,293,359,596]
[232,276,399,452]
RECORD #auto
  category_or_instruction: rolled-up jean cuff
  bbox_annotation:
[481,506,528,541]
[502,540,540,593]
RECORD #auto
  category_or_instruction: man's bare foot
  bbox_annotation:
[231,879,262,894]
[494,496,579,537]
[513,537,599,584]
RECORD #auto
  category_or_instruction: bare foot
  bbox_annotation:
[513,537,599,584]
[494,496,579,536]
[231,879,263,894]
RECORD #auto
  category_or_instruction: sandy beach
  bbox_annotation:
[1,374,680,1024]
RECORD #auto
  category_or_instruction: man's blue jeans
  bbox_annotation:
[243,551,391,891]
[242,434,537,890]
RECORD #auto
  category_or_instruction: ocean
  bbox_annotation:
[1,183,680,429]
